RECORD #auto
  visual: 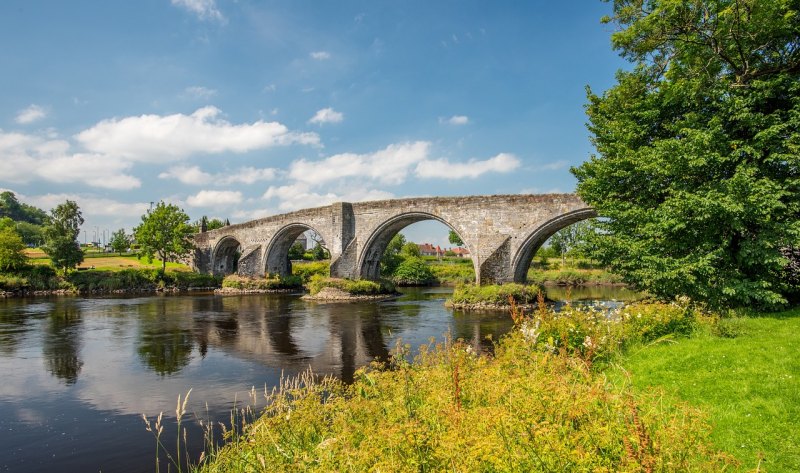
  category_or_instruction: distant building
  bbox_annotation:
[417,243,445,257]
[451,247,471,258]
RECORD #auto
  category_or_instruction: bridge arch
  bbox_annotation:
[511,208,598,283]
[263,223,330,277]
[211,236,243,276]
[357,212,476,281]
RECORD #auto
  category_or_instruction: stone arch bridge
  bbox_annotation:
[190,194,596,284]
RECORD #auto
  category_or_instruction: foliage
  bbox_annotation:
[0,191,49,225]
[310,242,329,261]
[392,256,435,285]
[134,202,194,274]
[42,200,84,275]
[109,228,130,255]
[428,260,475,284]
[307,275,395,296]
[196,305,731,472]
[617,307,800,471]
[450,283,542,306]
[0,226,27,271]
[14,221,44,247]
[573,0,800,309]
[287,242,305,260]
[291,260,330,282]
[222,274,302,290]
[400,241,421,258]
[448,229,464,247]
[380,233,406,276]
[547,220,594,263]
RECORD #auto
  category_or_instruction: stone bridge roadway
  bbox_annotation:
[190,194,596,284]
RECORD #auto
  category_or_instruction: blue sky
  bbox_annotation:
[0,1,626,247]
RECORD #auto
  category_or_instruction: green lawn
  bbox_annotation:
[613,309,800,472]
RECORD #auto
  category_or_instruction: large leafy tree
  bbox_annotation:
[134,202,194,274]
[573,0,800,308]
[42,200,84,276]
[0,226,27,272]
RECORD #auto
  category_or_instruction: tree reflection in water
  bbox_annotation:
[42,301,83,384]
[137,298,194,375]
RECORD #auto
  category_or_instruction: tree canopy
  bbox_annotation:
[134,202,194,274]
[0,226,27,272]
[42,200,84,275]
[109,229,130,255]
[448,230,464,247]
[573,0,800,308]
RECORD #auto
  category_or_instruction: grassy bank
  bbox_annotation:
[307,275,395,296]
[0,265,219,293]
[448,283,542,307]
[221,274,302,291]
[613,308,800,471]
[191,301,735,472]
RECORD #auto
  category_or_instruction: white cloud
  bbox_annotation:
[263,183,393,212]
[415,153,520,179]
[0,130,140,190]
[159,165,278,186]
[310,51,331,60]
[439,115,469,125]
[183,86,217,99]
[15,105,47,124]
[25,193,149,218]
[171,0,224,21]
[289,141,429,186]
[158,165,213,185]
[308,107,343,125]
[539,160,569,171]
[221,167,277,185]
[186,190,243,207]
[75,106,319,162]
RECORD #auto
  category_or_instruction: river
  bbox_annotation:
[0,286,634,472]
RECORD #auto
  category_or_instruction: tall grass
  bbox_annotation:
[187,301,734,472]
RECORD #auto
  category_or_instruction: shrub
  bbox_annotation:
[292,261,330,282]
[450,283,542,305]
[392,257,435,285]
[307,275,395,295]
[222,274,302,290]
[428,262,475,284]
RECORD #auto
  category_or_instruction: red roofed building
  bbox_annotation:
[451,247,471,258]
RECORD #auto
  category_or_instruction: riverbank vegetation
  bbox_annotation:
[221,274,302,291]
[446,283,542,308]
[306,275,395,296]
[188,300,749,472]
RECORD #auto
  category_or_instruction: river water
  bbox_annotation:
[0,286,634,473]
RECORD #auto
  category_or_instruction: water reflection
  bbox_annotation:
[42,302,83,384]
[0,286,634,473]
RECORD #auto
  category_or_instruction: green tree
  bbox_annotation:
[0,191,48,225]
[572,0,800,308]
[134,202,194,274]
[448,230,464,247]
[311,242,329,261]
[0,226,27,271]
[393,256,435,285]
[401,242,421,258]
[380,233,406,276]
[109,228,130,255]
[42,200,84,276]
[288,242,306,260]
[15,221,44,247]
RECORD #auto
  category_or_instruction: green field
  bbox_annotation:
[613,309,800,471]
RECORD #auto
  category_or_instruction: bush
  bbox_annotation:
[450,283,542,305]
[292,261,330,282]
[307,275,395,295]
[222,274,302,290]
[428,261,475,284]
[392,257,435,286]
